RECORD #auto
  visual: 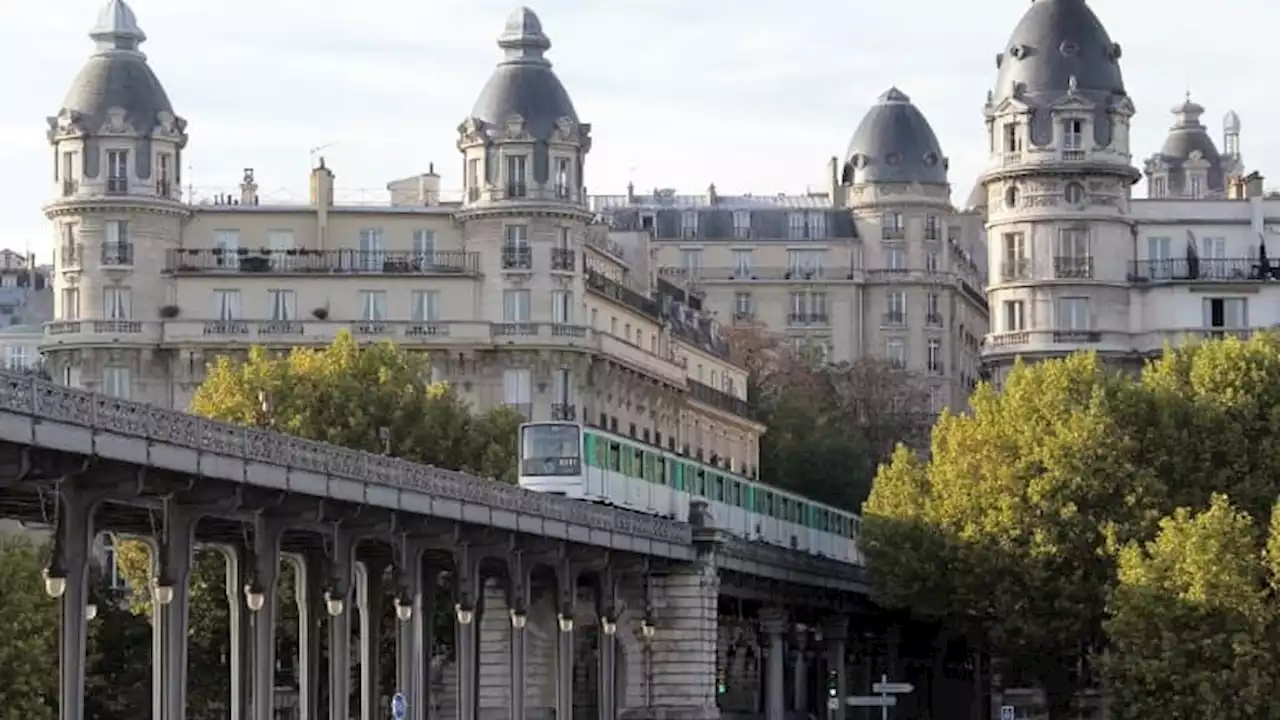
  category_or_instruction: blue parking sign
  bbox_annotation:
[391,693,407,720]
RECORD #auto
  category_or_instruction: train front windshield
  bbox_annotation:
[520,423,582,476]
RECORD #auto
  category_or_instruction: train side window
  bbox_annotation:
[713,476,725,502]
[633,449,644,478]
[672,461,685,492]
[765,492,774,516]
[608,442,621,471]
[655,456,666,485]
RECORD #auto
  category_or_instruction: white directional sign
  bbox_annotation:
[871,681,914,694]
[846,696,897,708]
[1000,706,1015,720]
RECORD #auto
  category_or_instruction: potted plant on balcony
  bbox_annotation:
[159,304,180,319]
[312,307,329,320]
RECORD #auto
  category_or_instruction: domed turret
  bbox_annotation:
[1143,95,1230,198]
[457,7,590,208]
[841,88,948,187]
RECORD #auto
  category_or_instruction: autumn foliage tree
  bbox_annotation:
[864,333,1280,718]
[727,323,931,511]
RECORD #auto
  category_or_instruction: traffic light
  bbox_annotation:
[826,669,838,698]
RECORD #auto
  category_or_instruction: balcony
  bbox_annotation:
[106,177,128,194]
[554,184,571,201]
[593,331,686,387]
[926,312,944,327]
[1053,256,1094,279]
[786,313,829,327]
[491,323,589,346]
[156,181,174,199]
[928,363,946,375]
[657,266,858,282]
[550,248,575,271]
[585,270,660,319]
[1000,258,1030,282]
[102,243,133,267]
[61,180,78,197]
[506,183,528,199]
[984,329,1130,357]
[165,249,480,275]
[882,312,906,327]
[882,227,906,240]
[501,247,533,270]
[1128,257,1270,283]
[687,380,753,420]
[42,319,155,349]
[551,403,577,421]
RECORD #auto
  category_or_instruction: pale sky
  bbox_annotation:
[0,0,1274,258]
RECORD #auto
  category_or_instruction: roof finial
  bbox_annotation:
[497,7,551,65]
[89,0,146,53]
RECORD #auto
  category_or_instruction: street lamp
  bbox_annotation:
[244,580,266,612]
[455,604,474,625]
[323,588,345,617]
[601,617,617,635]
[640,618,656,640]
[509,609,527,629]
[42,562,67,599]
[394,592,413,622]
[557,614,574,633]
[152,577,175,606]
[85,603,98,621]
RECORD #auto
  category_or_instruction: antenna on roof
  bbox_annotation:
[309,142,337,169]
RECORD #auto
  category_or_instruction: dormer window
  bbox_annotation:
[1062,119,1083,150]
[106,150,128,194]
[61,151,79,196]
[156,153,172,198]
[1189,175,1204,199]
[467,159,481,202]
[1003,124,1021,153]
[554,157,571,200]
[505,155,527,198]
[1150,176,1167,198]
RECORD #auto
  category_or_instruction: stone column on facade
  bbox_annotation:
[249,517,284,720]
[507,551,531,720]
[455,545,483,720]
[358,557,388,720]
[596,569,620,720]
[295,553,325,720]
[328,529,355,720]
[792,629,808,715]
[553,557,577,720]
[759,608,788,720]
[821,617,849,720]
[220,545,253,720]
[54,484,95,720]
[159,504,197,720]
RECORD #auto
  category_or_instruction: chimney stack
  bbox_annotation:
[310,159,334,208]
[239,168,259,206]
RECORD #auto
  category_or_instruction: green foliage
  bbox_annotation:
[1102,495,1280,719]
[865,333,1280,717]
[733,326,929,511]
[84,570,152,720]
[0,536,57,720]
[191,330,518,480]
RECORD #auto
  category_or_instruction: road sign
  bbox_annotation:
[391,692,407,720]
[845,696,897,708]
[871,681,915,694]
[1000,706,1015,720]
[827,697,840,711]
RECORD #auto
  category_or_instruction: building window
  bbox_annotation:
[1150,176,1167,198]
[1055,228,1091,278]
[103,220,131,265]
[554,157,571,199]
[553,367,572,407]
[551,290,573,324]
[268,290,295,321]
[156,153,173,197]
[411,291,439,322]
[734,292,752,317]
[503,290,531,323]
[359,290,387,322]
[1061,119,1083,150]
[924,215,940,241]
[106,150,128,193]
[926,292,941,326]
[505,155,528,198]
[885,338,906,368]
[213,229,240,269]
[680,249,702,274]
[886,247,906,271]
[925,251,940,274]
[885,291,906,326]
[788,250,824,277]
[1003,300,1025,331]
[103,287,131,320]
[1189,174,1204,199]
[102,367,131,399]
[732,211,751,239]
[681,211,699,238]
[1204,297,1247,329]
[503,368,532,416]
[467,159,481,201]
[5,346,29,371]
[213,289,240,320]
[881,212,905,239]
[358,229,384,271]
[267,230,295,270]
[808,212,827,239]
[502,225,531,269]
[927,338,942,373]
[60,288,79,321]
[1064,182,1086,205]
[1002,232,1027,280]
[1054,297,1090,330]
[413,230,436,262]
[1003,123,1021,153]
[788,213,807,240]
[732,250,752,276]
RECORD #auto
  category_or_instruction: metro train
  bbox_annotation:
[517,421,863,564]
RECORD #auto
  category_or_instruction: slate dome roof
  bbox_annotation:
[992,0,1125,108]
[1147,96,1228,195]
[58,0,173,134]
[842,88,948,186]
[469,7,578,140]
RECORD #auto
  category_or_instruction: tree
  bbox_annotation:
[0,536,57,720]
[728,324,930,510]
[863,353,1170,718]
[1102,495,1280,719]
[84,568,152,720]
